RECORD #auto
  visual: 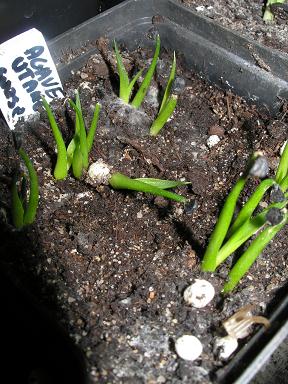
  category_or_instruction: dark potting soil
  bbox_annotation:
[0,39,288,383]
[179,0,288,54]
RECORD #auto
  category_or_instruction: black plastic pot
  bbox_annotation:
[0,0,124,42]
[47,1,288,382]
[2,0,288,382]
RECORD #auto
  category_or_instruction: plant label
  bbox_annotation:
[0,28,64,130]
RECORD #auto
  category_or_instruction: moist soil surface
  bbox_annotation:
[0,40,288,384]
[179,0,288,53]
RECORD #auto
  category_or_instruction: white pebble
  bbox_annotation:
[207,135,220,148]
[175,335,203,361]
[195,5,205,11]
[214,335,238,359]
[183,279,215,308]
[87,159,112,185]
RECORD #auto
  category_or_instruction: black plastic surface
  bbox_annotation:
[0,0,124,42]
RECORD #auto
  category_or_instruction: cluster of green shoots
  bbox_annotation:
[114,35,178,136]
[11,148,39,229]
[42,91,101,180]
[263,0,286,21]
[202,143,288,293]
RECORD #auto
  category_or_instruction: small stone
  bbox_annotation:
[270,184,285,203]
[80,72,89,79]
[171,77,186,95]
[195,5,205,11]
[214,335,238,359]
[87,159,112,185]
[266,207,284,225]
[183,279,215,308]
[249,156,269,178]
[175,335,203,361]
[68,297,76,303]
[207,135,220,148]
[184,199,198,214]
[136,211,143,219]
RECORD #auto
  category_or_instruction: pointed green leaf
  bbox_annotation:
[134,178,190,189]
[42,97,67,180]
[131,34,161,108]
[159,51,176,113]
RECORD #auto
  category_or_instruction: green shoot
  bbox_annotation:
[275,140,288,183]
[109,172,188,202]
[201,175,247,271]
[263,0,285,22]
[150,51,177,136]
[114,40,144,104]
[42,93,101,180]
[131,34,160,108]
[114,35,160,108]
[228,178,275,236]
[202,144,288,292]
[150,96,178,137]
[42,97,68,180]
[11,149,39,228]
[159,52,177,114]
[223,210,287,293]
[215,200,287,268]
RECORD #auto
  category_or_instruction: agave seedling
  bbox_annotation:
[263,0,286,22]
[150,52,178,136]
[109,172,189,202]
[202,143,288,292]
[114,35,160,108]
[42,91,101,180]
[11,148,39,229]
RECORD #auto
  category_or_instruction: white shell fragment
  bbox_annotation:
[183,279,215,308]
[87,159,112,185]
[214,335,238,359]
[207,135,220,148]
[175,335,203,361]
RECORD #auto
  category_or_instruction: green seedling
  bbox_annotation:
[150,52,177,136]
[42,91,101,180]
[263,0,286,22]
[109,172,189,202]
[114,35,160,107]
[11,148,39,229]
[223,209,287,293]
[202,145,288,292]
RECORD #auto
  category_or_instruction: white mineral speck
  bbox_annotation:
[214,335,238,359]
[175,335,203,361]
[207,135,220,148]
[87,159,112,185]
[183,279,215,308]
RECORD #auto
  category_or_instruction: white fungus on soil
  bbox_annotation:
[206,134,220,148]
[87,159,112,185]
[214,335,238,360]
[183,279,215,308]
[175,335,203,361]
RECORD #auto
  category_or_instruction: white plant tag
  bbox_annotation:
[0,28,64,130]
